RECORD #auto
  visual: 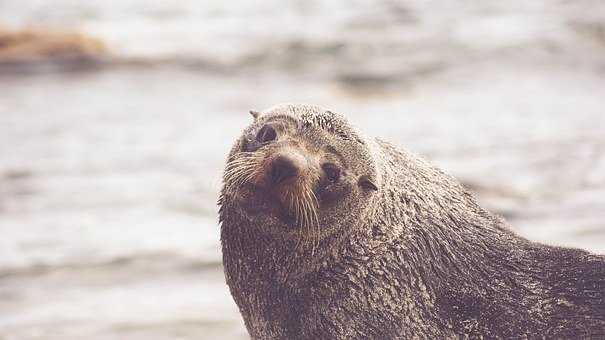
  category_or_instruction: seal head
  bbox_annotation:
[220,104,379,245]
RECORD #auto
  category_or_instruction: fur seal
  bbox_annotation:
[218,104,605,339]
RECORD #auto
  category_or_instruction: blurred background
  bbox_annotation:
[1,1,604,339]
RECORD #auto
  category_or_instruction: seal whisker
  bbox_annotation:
[300,190,313,252]
[225,168,253,187]
[225,156,257,169]
[303,193,313,249]
[305,188,320,255]
[291,191,304,251]
[224,161,255,176]
[312,192,320,254]
[223,152,266,193]
[224,167,255,183]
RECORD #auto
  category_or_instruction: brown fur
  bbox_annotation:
[218,104,605,339]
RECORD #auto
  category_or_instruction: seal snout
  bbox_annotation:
[266,152,307,186]
[256,147,319,228]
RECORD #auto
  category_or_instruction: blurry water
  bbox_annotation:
[1,1,604,339]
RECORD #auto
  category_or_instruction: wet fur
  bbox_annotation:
[219,104,605,339]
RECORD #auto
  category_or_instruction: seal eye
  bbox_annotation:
[322,163,341,183]
[256,124,277,144]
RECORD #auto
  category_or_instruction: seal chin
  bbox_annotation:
[237,184,300,228]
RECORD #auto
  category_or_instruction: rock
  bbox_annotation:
[0,26,106,65]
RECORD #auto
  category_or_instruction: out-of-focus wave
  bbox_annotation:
[0,250,222,280]
[1,0,605,84]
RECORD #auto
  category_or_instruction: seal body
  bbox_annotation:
[218,104,605,339]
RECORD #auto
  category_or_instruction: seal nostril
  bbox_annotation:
[256,124,277,143]
[269,156,298,185]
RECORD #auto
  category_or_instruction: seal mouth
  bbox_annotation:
[238,182,308,228]
[224,147,320,231]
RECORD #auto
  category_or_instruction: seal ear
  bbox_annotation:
[358,175,378,191]
[249,110,261,120]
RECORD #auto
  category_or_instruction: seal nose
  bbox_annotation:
[268,153,304,185]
